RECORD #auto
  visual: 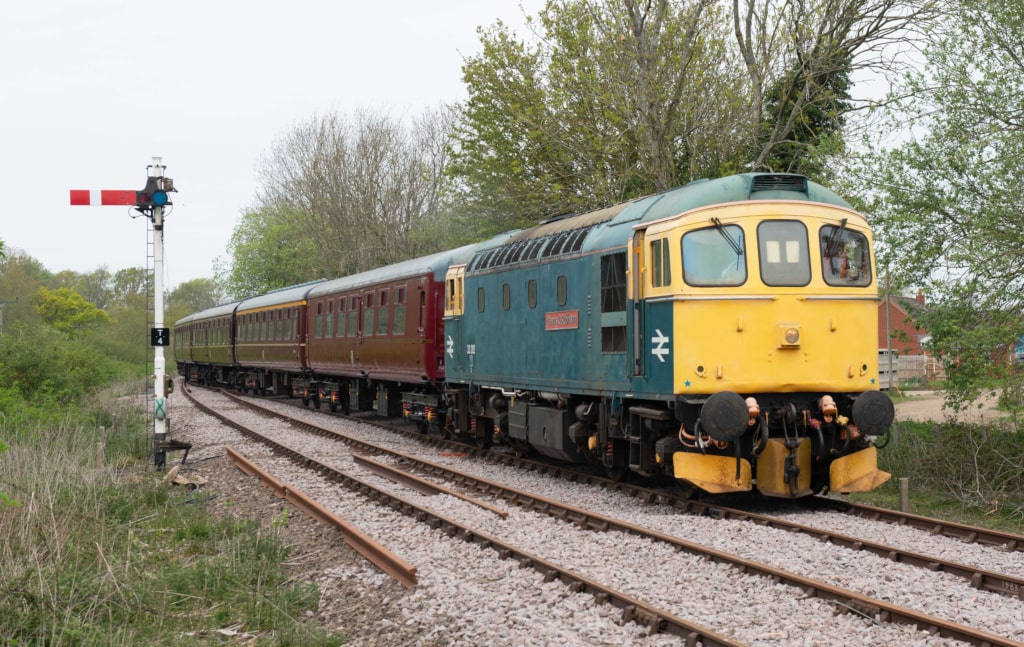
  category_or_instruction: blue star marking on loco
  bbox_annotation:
[685,380,692,388]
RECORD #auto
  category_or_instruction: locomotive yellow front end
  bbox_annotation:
[638,197,893,498]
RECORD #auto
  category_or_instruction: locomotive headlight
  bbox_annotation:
[778,324,801,347]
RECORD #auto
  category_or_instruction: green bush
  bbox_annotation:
[880,420,1024,521]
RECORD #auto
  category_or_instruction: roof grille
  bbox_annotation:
[469,226,594,272]
[751,174,807,194]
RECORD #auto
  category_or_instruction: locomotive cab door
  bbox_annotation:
[443,265,466,374]
[629,229,647,378]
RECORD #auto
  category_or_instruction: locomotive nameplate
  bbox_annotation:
[545,310,579,330]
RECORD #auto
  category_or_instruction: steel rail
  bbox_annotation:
[211,386,1024,601]
[186,385,1021,646]
[808,496,1024,552]
[183,385,739,646]
[224,445,417,589]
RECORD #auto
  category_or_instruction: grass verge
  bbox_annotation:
[0,383,342,646]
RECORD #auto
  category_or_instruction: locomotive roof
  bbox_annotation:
[468,173,851,273]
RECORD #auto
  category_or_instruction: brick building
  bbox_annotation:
[878,292,929,355]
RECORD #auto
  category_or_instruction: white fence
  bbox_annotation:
[879,350,945,389]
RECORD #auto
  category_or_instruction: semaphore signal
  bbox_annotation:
[69,158,188,469]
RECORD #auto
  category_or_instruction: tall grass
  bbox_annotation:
[0,382,340,646]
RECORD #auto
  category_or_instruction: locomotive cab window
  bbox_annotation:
[758,220,810,287]
[650,238,672,288]
[820,223,871,286]
[681,224,746,286]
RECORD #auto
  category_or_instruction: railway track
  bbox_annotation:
[180,383,1024,645]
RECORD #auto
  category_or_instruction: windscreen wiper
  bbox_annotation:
[711,217,743,256]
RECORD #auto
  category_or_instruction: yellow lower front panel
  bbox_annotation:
[830,446,891,493]
[672,452,751,494]
[757,438,813,498]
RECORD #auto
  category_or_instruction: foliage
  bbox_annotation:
[168,277,224,317]
[34,286,112,338]
[242,108,455,293]
[452,0,742,239]
[0,322,122,421]
[854,0,1024,410]
[451,0,933,241]
[879,419,1024,521]
[223,206,324,298]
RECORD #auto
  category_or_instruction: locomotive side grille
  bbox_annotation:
[750,174,808,195]
[469,225,596,272]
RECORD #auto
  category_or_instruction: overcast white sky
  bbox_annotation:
[0,1,539,290]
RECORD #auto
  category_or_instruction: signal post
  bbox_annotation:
[70,157,188,468]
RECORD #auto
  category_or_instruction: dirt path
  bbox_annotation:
[892,389,1007,423]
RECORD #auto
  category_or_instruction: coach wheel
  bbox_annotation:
[312,396,321,410]
[301,396,310,407]
[329,401,338,413]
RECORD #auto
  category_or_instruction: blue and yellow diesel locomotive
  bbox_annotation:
[441,173,892,497]
[175,173,893,498]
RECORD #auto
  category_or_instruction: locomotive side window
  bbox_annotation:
[600,253,627,353]
[557,275,568,306]
[502,283,510,310]
[758,220,810,286]
[528,279,537,309]
[682,225,746,286]
[820,224,871,286]
[650,238,672,288]
[477,286,485,313]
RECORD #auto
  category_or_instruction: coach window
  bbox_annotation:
[363,294,374,336]
[315,302,324,338]
[348,297,359,337]
[682,225,747,287]
[528,279,537,308]
[276,312,284,340]
[418,290,426,331]
[820,224,871,287]
[477,286,485,313]
[262,313,269,341]
[326,301,334,338]
[377,290,389,335]
[758,220,810,287]
[393,287,406,335]
[502,283,511,310]
[650,238,672,288]
[287,309,295,340]
[336,299,346,337]
[557,275,568,306]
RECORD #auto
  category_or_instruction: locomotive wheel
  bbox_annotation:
[605,465,629,482]
[301,397,310,406]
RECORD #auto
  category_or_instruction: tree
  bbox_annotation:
[33,287,112,338]
[732,0,940,177]
[245,108,456,291]
[452,0,742,238]
[168,278,224,314]
[223,205,323,297]
[856,0,1024,409]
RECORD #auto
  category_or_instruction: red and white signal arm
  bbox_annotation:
[69,190,137,206]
